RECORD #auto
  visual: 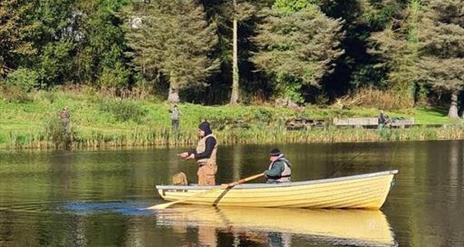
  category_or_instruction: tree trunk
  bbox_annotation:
[448,91,459,118]
[168,83,180,103]
[230,0,239,105]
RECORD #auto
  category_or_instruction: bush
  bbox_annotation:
[98,63,130,89]
[252,109,273,124]
[0,85,30,102]
[44,115,74,149]
[336,87,414,110]
[5,68,39,92]
[0,68,39,102]
[99,99,147,123]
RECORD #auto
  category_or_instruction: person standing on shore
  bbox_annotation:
[58,106,72,148]
[59,106,71,135]
[178,121,218,185]
[169,105,181,131]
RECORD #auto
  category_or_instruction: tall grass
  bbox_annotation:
[3,126,464,149]
[98,99,147,123]
[0,88,461,149]
[337,87,413,110]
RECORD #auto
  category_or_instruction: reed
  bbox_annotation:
[0,89,461,149]
[3,126,464,150]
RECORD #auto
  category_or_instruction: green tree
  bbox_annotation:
[230,0,256,104]
[417,0,464,118]
[252,2,344,103]
[125,0,218,103]
[0,0,37,77]
[32,0,130,88]
[74,0,130,89]
[310,0,410,100]
[273,0,311,12]
[369,0,421,108]
[31,0,76,86]
[201,0,271,104]
[5,67,39,92]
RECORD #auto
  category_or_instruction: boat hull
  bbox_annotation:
[156,170,398,209]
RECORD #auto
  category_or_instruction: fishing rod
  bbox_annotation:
[328,148,365,177]
[329,136,401,178]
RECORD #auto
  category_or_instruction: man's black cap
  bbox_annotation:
[269,148,281,157]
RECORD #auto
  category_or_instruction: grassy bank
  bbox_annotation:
[0,89,462,149]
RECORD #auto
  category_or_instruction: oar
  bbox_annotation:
[147,172,265,210]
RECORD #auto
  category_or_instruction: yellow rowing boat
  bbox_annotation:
[157,206,395,246]
[156,170,398,209]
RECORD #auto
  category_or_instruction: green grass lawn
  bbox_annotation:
[0,89,460,148]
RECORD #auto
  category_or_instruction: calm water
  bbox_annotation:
[0,141,463,246]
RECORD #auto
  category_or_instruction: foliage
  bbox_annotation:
[43,113,74,149]
[416,0,464,118]
[1,0,464,112]
[0,89,458,149]
[335,87,413,110]
[0,0,37,76]
[98,63,131,88]
[368,0,422,108]
[37,41,74,86]
[29,0,130,88]
[319,0,408,99]
[125,0,219,103]
[99,99,147,123]
[75,0,131,88]
[5,68,39,92]
[273,0,318,12]
[252,4,344,101]
[0,68,39,102]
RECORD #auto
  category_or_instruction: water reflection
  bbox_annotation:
[157,206,395,247]
[64,201,151,216]
[2,142,464,246]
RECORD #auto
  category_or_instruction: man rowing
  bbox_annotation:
[264,148,292,183]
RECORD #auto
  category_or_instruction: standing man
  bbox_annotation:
[264,148,292,183]
[58,106,72,149]
[169,105,181,131]
[59,106,71,135]
[179,121,218,185]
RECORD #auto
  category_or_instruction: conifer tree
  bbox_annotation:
[417,0,464,118]
[125,0,218,103]
[230,0,255,104]
[252,2,343,103]
[369,0,421,108]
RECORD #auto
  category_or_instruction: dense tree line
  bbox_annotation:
[1,0,463,117]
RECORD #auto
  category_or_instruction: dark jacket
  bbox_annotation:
[192,136,217,160]
[265,156,292,183]
[378,113,388,124]
[189,121,216,160]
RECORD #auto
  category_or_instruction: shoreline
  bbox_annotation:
[2,126,464,150]
[1,90,462,150]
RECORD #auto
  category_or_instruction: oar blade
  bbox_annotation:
[147,201,178,210]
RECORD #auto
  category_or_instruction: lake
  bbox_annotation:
[0,141,463,246]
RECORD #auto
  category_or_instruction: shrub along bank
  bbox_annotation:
[0,90,461,149]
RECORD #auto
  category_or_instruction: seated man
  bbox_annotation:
[378,110,390,128]
[264,148,292,183]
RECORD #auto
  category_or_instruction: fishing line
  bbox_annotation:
[328,144,365,178]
